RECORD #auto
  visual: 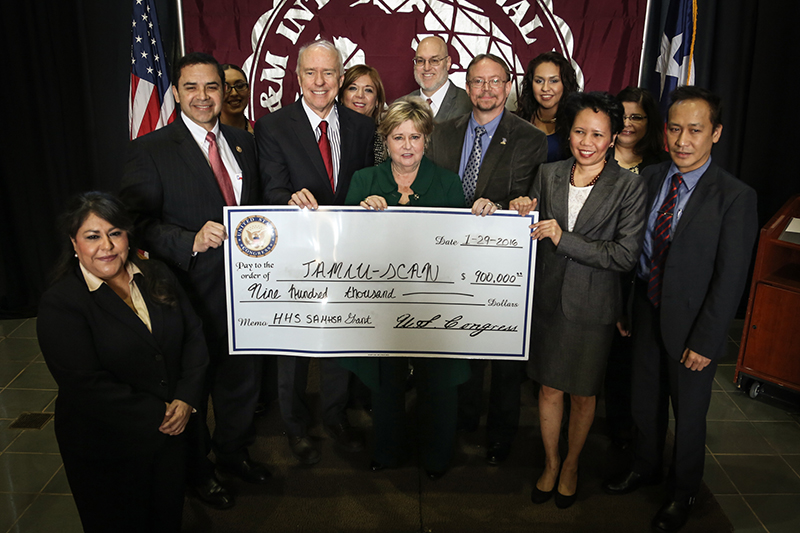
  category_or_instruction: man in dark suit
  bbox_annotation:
[426,53,547,465]
[603,87,758,532]
[255,39,374,465]
[404,36,471,123]
[120,53,269,510]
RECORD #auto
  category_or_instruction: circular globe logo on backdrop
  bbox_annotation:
[242,0,583,119]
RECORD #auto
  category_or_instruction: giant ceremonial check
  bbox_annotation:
[223,206,538,360]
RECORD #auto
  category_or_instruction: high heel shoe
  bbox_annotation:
[531,469,559,504]
[554,467,579,509]
[531,484,555,504]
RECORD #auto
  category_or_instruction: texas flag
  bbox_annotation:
[655,0,696,116]
[129,0,175,139]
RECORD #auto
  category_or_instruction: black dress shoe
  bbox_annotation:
[288,436,321,465]
[325,423,365,453]
[486,442,511,466]
[603,470,660,495]
[652,499,693,532]
[191,476,235,510]
[217,459,271,484]
[370,460,388,472]
[426,469,446,480]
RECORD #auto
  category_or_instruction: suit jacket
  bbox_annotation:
[37,262,208,459]
[119,117,260,338]
[344,156,465,208]
[404,80,472,123]
[426,110,547,208]
[255,100,375,205]
[530,158,647,326]
[642,161,758,361]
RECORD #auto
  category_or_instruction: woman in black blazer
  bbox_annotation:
[37,192,208,533]
[512,93,647,508]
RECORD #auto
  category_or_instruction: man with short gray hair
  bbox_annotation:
[255,39,374,464]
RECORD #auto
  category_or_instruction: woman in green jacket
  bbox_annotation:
[343,97,469,478]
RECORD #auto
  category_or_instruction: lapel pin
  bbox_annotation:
[236,146,243,153]
[500,138,507,145]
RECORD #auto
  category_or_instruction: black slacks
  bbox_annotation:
[61,434,186,533]
[278,356,351,437]
[187,335,262,481]
[458,359,524,444]
[630,287,717,501]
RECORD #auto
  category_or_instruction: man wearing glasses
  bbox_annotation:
[427,53,547,465]
[404,36,471,122]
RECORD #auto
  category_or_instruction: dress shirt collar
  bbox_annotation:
[422,79,451,113]
[180,111,220,148]
[79,261,141,292]
[665,156,712,193]
[301,98,339,133]
[468,109,503,140]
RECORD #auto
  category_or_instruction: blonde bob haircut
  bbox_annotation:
[378,96,435,145]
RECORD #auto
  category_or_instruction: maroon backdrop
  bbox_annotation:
[183,0,646,121]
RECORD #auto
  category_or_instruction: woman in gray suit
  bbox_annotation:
[512,92,647,508]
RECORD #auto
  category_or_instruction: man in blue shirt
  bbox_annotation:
[426,53,547,465]
[603,87,758,533]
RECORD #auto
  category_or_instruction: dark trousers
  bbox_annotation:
[604,333,635,435]
[62,435,186,533]
[458,359,523,444]
[278,356,350,437]
[372,358,459,472]
[187,335,262,481]
[630,288,717,501]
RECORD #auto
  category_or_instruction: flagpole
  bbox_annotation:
[175,0,186,56]
[637,0,654,86]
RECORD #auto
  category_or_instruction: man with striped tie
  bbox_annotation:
[603,86,758,533]
[426,53,546,466]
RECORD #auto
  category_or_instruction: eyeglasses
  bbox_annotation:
[413,56,446,67]
[225,81,249,92]
[623,114,647,123]
[467,78,508,88]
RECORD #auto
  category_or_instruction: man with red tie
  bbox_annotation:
[603,87,758,532]
[255,39,374,465]
[121,53,268,509]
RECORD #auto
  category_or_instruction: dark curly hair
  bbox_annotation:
[515,52,579,123]
[560,92,625,160]
[51,192,177,307]
[616,86,664,160]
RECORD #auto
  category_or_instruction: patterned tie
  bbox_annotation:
[318,120,334,192]
[462,126,486,205]
[647,173,683,307]
[205,131,236,206]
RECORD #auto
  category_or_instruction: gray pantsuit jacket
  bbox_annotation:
[528,157,648,326]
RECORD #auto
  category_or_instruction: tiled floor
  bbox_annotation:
[1,318,799,532]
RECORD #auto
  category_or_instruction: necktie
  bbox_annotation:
[647,173,683,307]
[318,120,334,192]
[462,126,486,205]
[206,131,236,206]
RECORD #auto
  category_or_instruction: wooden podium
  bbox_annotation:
[736,195,800,397]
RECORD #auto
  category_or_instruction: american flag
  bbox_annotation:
[129,0,175,139]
